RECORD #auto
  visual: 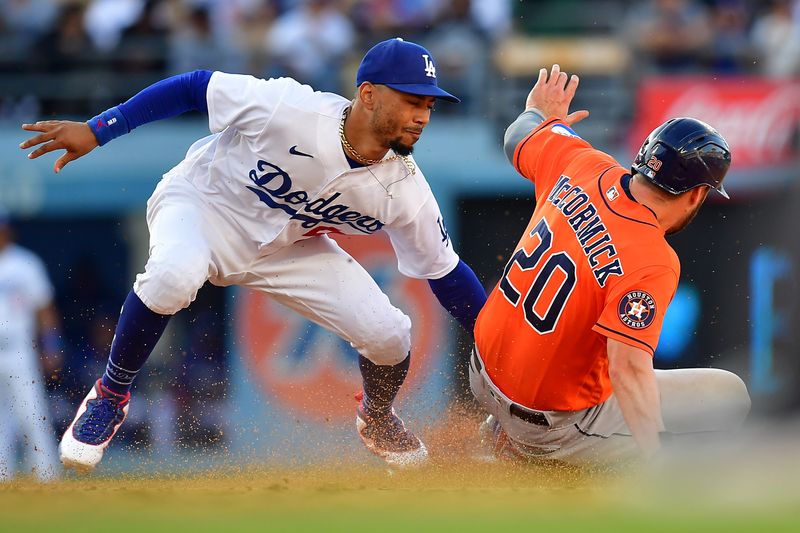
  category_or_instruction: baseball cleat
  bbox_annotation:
[59,379,130,472]
[475,414,503,462]
[478,414,499,446]
[355,392,428,468]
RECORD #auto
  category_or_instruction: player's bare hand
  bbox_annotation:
[20,120,99,174]
[525,64,590,126]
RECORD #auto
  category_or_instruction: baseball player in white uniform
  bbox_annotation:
[20,38,487,471]
[0,212,61,481]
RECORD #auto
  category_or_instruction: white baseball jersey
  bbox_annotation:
[0,243,59,481]
[162,73,459,280]
[0,244,53,353]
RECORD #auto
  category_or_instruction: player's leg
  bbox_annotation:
[0,368,16,480]
[551,368,751,463]
[7,355,60,481]
[242,236,426,467]
[468,349,614,463]
[0,428,15,481]
[655,368,751,434]
[60,197,218,471]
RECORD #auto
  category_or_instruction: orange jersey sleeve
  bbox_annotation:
[593,264,679,356]
[512,118,599,199]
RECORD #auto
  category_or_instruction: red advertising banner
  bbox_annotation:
[631,78,800,169]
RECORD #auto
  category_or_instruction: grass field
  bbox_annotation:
[3,416,799,532]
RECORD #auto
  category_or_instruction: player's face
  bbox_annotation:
[370,87,435,156]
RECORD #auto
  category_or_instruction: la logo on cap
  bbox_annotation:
[422,55,436,78]
[355,38,460,103]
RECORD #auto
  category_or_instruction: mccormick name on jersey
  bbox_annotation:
[546,175,623,287]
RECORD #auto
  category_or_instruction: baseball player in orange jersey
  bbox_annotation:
[471,64,751,463]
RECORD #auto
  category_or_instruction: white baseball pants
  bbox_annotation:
[0,350,59,481]
[133,176,411,366]
[469,349,751,464]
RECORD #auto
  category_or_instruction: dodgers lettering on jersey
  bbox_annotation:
[246,159,384,234]
[475,118,680,411]
[160,72,459,280]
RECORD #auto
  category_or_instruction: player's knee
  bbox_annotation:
[712,369,751,426]
[134,248,211,315]
[724,371,751,423]
[355,313,411,366]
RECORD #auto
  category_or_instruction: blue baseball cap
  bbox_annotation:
[356,38,460,103]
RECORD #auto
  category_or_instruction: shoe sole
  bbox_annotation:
[60,429,105,473]
[60,454,96,474]
[356,415,429,469]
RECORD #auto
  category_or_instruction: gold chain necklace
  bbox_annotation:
[339,107,416,175]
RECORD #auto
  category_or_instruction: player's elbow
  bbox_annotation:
[607,349,653,388]
[607,357,635,385]
[503,109,546,164]
[503,130,522,164]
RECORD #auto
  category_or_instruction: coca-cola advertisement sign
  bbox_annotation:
[630,78,800,169]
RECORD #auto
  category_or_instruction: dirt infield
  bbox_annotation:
[2,459,799,533]
[2,412,799,532]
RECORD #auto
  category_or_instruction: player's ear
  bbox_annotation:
[358,82,377,109]
[678,186,707,214]
[690,186,709,206]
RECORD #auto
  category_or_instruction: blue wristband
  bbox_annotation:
[87,107,130,146]
[428,259,487,333]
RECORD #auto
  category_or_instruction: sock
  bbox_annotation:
[358,353,410,419]
[101,290,171,395]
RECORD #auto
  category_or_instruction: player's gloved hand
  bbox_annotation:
[20,120,99,173]
[525,64,590,126]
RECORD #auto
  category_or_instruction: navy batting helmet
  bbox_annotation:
[632,118,731,199]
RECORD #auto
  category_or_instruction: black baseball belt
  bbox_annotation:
[471,348,549,428]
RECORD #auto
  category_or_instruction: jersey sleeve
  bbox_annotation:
[512,118,595,197]
[592,265,679,356]
[384,193,460,280]
[206,72,295,137]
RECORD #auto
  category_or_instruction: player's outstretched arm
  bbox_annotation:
[525,64,589,125]
[20,121,98,174]
[20,70,212,174]
[607,338,664,459]
[503,64,589,164]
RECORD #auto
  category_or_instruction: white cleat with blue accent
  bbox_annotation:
[59,379,130,472]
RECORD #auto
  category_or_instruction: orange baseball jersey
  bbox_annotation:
[474,118,680,412]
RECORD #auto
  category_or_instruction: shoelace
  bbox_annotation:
[79,398,122,437]
[365,413,417,447]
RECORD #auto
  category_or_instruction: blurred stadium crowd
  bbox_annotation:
[1,0,799,120]
[2,0,799,457]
